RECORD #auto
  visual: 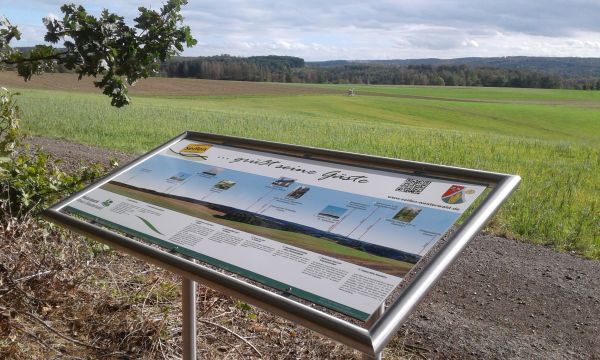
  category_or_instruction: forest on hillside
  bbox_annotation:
[312,57,600,77]
[159,55,600,90]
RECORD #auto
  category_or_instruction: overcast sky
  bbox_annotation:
[2,0,600,61]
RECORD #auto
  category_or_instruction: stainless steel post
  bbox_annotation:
[182,277,197,360]
[363,304,385,359]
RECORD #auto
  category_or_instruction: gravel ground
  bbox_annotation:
[27,135,600,359]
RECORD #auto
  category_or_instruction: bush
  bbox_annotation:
[0,87,20,158]
[0,88,107,219]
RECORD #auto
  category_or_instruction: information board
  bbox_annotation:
[62,138,487,320]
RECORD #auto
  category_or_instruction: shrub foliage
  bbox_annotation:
[0,88,106,218]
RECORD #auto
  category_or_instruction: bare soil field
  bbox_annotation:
[0,72,339,96]
[3,136,597,359]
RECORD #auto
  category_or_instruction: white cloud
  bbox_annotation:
[4,0,600,60]
[462,40,479,48]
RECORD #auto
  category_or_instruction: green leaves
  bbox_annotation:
[0,88,20,160]
[0,17,21,50]
[1,148,109,218]
[0,0,197,107]
[0,88,110,218]
[0,17,21,73]
[16,45,57,81]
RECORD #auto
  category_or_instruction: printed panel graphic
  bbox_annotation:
[64,139,487,320]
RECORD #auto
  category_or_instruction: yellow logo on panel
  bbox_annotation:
[180,144,212,154]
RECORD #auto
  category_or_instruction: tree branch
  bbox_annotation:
[1,51,68,65]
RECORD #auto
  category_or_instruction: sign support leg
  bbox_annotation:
[182,277,197,360]
[363,303,385,360]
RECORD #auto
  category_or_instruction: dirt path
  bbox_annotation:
[27,136,600,359]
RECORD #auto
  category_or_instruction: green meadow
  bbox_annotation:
[324,83,600,102]
[12,84,600,258]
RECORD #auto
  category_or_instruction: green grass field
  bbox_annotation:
[324,83,600,102]
[11,83,600,258]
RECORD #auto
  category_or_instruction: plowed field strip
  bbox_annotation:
[0,72,340,96]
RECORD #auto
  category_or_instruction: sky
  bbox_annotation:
[2,0,600,61]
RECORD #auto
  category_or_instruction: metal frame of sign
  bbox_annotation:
[43,131,520,359]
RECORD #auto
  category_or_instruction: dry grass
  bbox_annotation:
[0,72,339,97]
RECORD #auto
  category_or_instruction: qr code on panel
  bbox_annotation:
[395,178,432,194]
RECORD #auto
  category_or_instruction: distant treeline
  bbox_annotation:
[160,55,304,82]
[298,64,565,89]
[159,55,600,90]
[311,56,600,78]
